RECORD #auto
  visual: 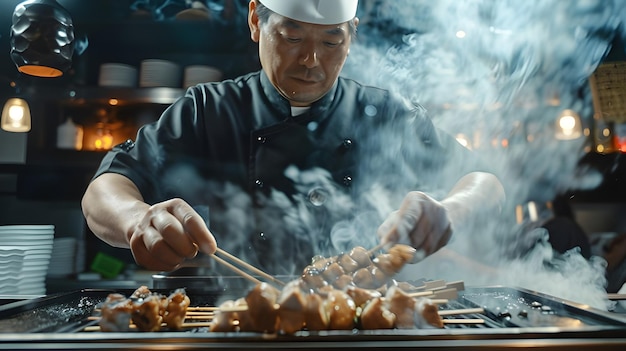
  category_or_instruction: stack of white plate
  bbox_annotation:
[139,59,181,88]
[47,237,77,277]
[98,63,138,87]
[183,65,223,88]
[0,225,54,296]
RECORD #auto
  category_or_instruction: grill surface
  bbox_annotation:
[0,285,625,350]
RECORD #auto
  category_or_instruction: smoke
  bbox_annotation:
[147,0,626,310]
[340,0,625,309]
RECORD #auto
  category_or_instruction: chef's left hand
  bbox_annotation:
[377,191,453,259]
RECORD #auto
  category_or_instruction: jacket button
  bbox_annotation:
[255,179,264,188]
[118,139,135,152]
[308,187,328,206]
[342,138,353,150]
[343,175,352,186]
[257,136,267,144]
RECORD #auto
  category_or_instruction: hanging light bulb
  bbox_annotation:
[10,0,75,77]
[555,109,582,140]
[1,97,31,132]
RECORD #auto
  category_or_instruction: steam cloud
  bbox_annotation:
[340,0,626,310]
[161,0,625,310]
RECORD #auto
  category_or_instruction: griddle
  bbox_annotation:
[0,285,625,350]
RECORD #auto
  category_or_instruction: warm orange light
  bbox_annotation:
[108,98,119,106]
[94,128,114,150]
[18,65,63,77]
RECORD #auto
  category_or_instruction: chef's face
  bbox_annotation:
[249,2,357,107]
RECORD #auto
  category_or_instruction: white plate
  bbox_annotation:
[0,225,54,231]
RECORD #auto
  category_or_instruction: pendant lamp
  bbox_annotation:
[10,0,75,78]
[1,97,31,133]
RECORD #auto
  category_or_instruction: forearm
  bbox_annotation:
[441,171,505,230]
[81,173,150,249]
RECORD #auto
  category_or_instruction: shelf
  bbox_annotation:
[26,86,185,106]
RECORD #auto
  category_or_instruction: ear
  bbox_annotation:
[248,0,261,43]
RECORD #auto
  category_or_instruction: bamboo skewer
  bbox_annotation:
[86,317,487,331]
[408,290,435,298]
[442,318,485,324]
[437,308,484,316]
[214,248,286,287]
[367,242,387,256]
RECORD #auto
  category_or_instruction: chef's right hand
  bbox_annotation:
[129,198,217,271]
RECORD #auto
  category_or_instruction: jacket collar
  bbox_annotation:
[258,70,338,129]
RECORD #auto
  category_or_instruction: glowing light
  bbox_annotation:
[108,98,119,106]
[455,30,466,38]
[555,109,582,140]
[1,98,31,132]
[8,105,25,122]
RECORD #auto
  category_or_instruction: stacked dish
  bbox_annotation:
[139,59,181,87]
[0,225,54,296]
[98,63,138,87]
[47,237,77,278]
[183,65,223,88]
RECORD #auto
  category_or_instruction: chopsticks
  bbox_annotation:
[607,293,626,300]
[211,248,286,287]
[209,254,263,286]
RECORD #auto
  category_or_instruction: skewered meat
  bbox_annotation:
[301,266,329,291]
[131,286,152,299]
[360,296,395,330]
[415,298,444,329]
[303,292,329,331]
[324,289,357,330]
[345,285,382,308]
[233,298,254,332]
[388,244,416,264]
[209,300,240,332]
[373,253,400,276]
[244,282,280,333]
[321,262,345,283]
[349,246,372,267]
[96,245,453,334]
[385,285,417,329]
[385,285,443,329]
[277,280,307,334]
[337,253,360,274]
[163,288,190,330]
[311,255,334,271]
[304,244,417,293]
[99,293,134,332]
[332,274,353,289]
[354,266,387,289]
[131,294,164,331]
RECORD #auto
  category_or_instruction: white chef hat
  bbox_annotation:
[260,0,359,25]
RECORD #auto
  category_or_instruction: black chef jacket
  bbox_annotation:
[94,70,475,274]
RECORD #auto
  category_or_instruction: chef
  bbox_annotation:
[81,0,505,273]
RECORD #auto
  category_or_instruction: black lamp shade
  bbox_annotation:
[10,0,75,78]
